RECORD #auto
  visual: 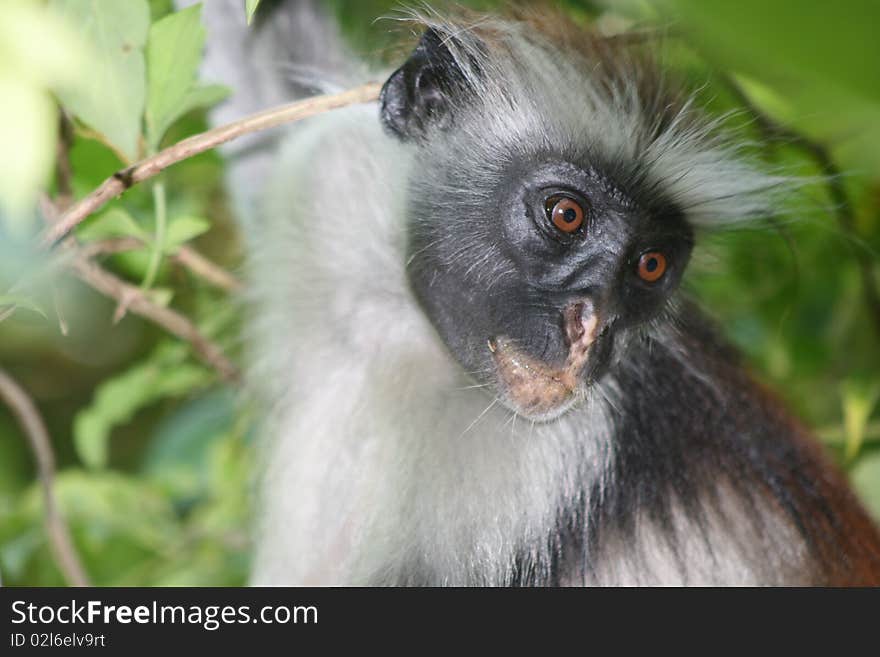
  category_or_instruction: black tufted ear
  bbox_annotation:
[380,28,472,141]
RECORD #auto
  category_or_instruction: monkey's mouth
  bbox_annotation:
[488,302,600,421]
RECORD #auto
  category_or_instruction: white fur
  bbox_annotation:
[246,106,802,585]
[248,107,613,584]
[216,6,807,585]
[587,477,811,586]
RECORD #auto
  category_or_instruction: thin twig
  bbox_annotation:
[725,77,880,338]
[41,82,382,248]
[174,246,244,293]
[75,236,144,259]
[0,367,91,587]
[79,237,244,294]
[67,254,240,382]
[55,110,75,210]
[37,202,240,381]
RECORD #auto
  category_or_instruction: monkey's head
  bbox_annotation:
[380,16,779,421]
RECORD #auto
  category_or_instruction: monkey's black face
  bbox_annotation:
[381,28,694,420]
[405,152,693,420]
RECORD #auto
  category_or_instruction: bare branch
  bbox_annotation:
[79,238,244,294]
[174,246,244,294]
[67,254,240,382]
[75,236,144,259]
[41,82,382,248]
[0,367,91,587]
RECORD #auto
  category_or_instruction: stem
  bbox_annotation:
[142,180,167,290]
[68,252,240,382]
[78,237,244,293]
[0,367,91,586]
[40,82,382,248]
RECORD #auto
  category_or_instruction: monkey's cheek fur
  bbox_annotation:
[489,306,600,421]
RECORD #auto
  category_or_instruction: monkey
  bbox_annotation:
[189,0,880,585]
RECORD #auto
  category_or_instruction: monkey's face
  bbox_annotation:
[382,27,694,421]
[405,151,693,420]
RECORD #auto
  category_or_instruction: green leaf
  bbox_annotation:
[0,295,47,319]
[175,83,230,122]
[842,381,880,462]
[0,2,88,224]
[146,287,174,307]
[245,0,262,25]
[163,216,210,253]
[73,343,212,469]
[141,389,236,498]
[145,3,208,150]
[16,470,181,585]
[49,0,149,162]
[76,208,150,243]
[851,451,880,523]
[660,0,880,171]
[0,79,55,235]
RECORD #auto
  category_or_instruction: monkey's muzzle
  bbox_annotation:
[488,301,600,420]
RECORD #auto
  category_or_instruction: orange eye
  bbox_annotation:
[546,196,585,233]
[637,251,667,283]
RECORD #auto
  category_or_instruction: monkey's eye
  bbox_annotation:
[636,251,668,283]
[545,195,586,234]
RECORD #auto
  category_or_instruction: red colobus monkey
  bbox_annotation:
[191,0,880,585]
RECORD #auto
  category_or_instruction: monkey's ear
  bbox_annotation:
[380,28,472,141]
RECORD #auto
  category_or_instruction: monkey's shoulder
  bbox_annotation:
[590,305,880,585]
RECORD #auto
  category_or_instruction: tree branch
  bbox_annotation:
[67,253,240,382]
[41,82,382,248]
[174,246,244,294]
[78,238,244,294]
[0,367,91,587]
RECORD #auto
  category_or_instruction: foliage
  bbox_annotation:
[0,0,878,585]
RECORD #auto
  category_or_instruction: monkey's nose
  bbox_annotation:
[563,299,600,351]
[487,300,602,420]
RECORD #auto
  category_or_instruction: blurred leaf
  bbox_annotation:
[73,343,212,469]
[732,74,794,125]
[77,207,150,243]
[842,381,880,462]
[146,287,174,307]
[142,389,236,497]
[15,470,181,584]
[0,2,87,227]
[851,451,880,523]
[173,83,230,125]
[0,415,31,497]
[163,216,210,253]
[0,511,43,582]
[664,1,880,102]
[659,0,880,171]
[145,3,209,150]
[245,0,262,24]
[143,389,235,472]
[0,295,47,319]
[0,80,54,235]
[49,0,149,162]
[149,0,174,21]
